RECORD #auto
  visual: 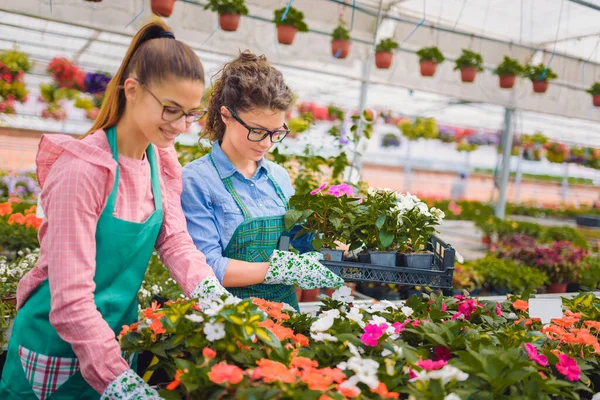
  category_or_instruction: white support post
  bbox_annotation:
[495,108,515,219]
[514,148,524,203]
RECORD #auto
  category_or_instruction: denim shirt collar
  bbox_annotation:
[211,141,267,180]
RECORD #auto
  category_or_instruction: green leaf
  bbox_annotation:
[284,209,303,231]
[375,215,387,229]
[378,230,394,249]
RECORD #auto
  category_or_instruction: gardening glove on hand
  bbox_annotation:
[101,369,161,400]
[264,250,344,290]
[191,276,240,310]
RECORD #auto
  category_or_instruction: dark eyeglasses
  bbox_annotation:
[226,106,290,143]
[136,80,207,124]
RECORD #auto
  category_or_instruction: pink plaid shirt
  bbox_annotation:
[16,129,215,394]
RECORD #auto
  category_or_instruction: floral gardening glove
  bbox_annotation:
[264,250,344,289]
[101,369,161,400]
[190,276,240,310]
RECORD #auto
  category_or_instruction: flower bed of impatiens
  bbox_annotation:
[120,289,600,399]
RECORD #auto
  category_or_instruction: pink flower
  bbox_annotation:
[360,323,388,347]
[328,184,354,197]
[407,367,417,379]
[433,346,453,361]
[411,320,421,328]
[524,343,549,367]
[310,183,327,195]
[417,359,448,371]
[452,298,479,320]
[442,302,447,311]
[496,302,502,317]
[556,354,580,382]
[392,321,409,334]
[448,201,462,216]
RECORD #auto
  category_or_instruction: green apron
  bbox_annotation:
[0,126,163,399]
[209,154,299,312]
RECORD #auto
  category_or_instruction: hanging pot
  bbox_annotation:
[460,67,477,83]
[151,0,175,17]
[593,95,600,107]
[375,51,393,69]
[331,40,351,59]
[277,25,297,45]
[532,80,549,93]
[499,75,516,89]
[419,60,437,77]
[547,282,567,293]
[219,13,241,32]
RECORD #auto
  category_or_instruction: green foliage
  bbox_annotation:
[331,19,350,41]
[273,7,308,32]
[174,142,212,167]
[494,56,525,76]
[416,46,445,64]
[204,0,249,15]
[454,49,484,71]
[586,82,600,96]
[525,64,558,81]
[376,38,399,53]
[399,117,438,141]
[464,256,549,294]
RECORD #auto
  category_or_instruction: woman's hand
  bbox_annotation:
[263,250,344,289]
[101,369,161,400]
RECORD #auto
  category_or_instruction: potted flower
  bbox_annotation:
[532,241,588,293]
[494,56,525,89]
[416,46,445,77]
[586,82,600,107]
[205,0,249,32]
[151,0,176,17]
[544,141,570,164]
[284,183,360,261]
[454,49,484,83]
[273,6,308,45]
[331,19,351,59]
[525,63,557,93]
[374,38,399,69]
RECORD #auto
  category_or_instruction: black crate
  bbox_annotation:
[320,236,455,289]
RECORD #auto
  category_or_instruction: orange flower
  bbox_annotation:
[0,202,12,216]
[551,315,579,328]
[585,320,600,331]
[294,333,309,347]
[254,359,296,383]
[320,367,346,384]
[236,340,252,351]
[371,382,400,399]
[7,213,25,225]
[208,363,244,385]
[337,384,361,398]
[119,322,138,336]
[203,347,217,359]
[512,300,528,311]
[252,298,290,321]
[167,369,185,390]
[300,369,333,391]
[319,396,333,400]
[291,356,318,370]
[150,318,166,335]
[23,213,42,229]
[24,205,36,215]
[259,319,295,341]
[565,310,581,319]
[142,301,162,320]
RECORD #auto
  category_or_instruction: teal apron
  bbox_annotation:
[0,126,163,399]
[209,154,299,312]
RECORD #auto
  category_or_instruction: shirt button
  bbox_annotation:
[250,183,255,187]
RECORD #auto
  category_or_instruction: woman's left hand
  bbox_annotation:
[264,250,344,289]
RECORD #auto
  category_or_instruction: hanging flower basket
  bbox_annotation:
[219,13,241,31]
[375,51,393,69]
[594,95,600,107]
[331,40,351,59]
[454,49,484,83]
[277,25,297,45]
[525,64,557,94]
[151,0,175,17]
[460,67,478,83]
[499,75,516,89]
[532,80,549,94]
[419,60,437,77]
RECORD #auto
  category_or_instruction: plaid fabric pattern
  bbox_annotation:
[19,345,80,400]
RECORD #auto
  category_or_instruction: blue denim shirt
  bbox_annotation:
[181,141,310,284]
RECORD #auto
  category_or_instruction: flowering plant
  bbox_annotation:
[0,200,41,255]
[47,57,85,91]
[0,48,32,113]
[545,142,570,164]
[285,183,361,250]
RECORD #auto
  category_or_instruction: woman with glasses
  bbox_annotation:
[0,20,233,399]
[181,52,343,312]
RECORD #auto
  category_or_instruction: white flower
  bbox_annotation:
[410,365,469,385]
[346,306,365,327]
[311,309,340,332]
[592,393,600,400]
[370,315,388,326]
[311,332,338,342]
[345,356,380,389]
[204,322,226,341]
[347,341,364,357]
[185,314,204,323]
[281,303,296,312]
[416,202,429,215]
[151,284,161,295]
[224,295,241,305]
[203,300,224,317]
[368,300,397,313]
[332,286,354,303]
[401,306,414,318]
[445,394,461,400]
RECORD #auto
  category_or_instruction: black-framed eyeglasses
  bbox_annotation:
[226,106,290,143]
[136,79,207,124]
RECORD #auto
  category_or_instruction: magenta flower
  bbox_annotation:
[360,323,388,347]
[310,183,327,195]
[442,302,447,311]
[392,321,409,334]
[524,343,549,367]
[452,298,479,320]
[407,367,417,379]
[411,320,421,328]
[327,184,354,197]
[417,359,448,371]
[433,346,453,361]
[496,302,502,317]
[556,354,580,382]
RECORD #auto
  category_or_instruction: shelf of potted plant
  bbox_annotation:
[204,0,249,32]
[525,63,557,94]
[273,6,308,45]
[454,49,484,83]
[586,82,600,107]
[415,46,445,77]
[494,56,525,89]
[374,38,399,69]
[331,18,351,59]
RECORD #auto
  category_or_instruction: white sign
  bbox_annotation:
[528,298,564,324]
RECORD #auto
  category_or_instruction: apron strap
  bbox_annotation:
[146,144,162,211]
[265,174,288,210]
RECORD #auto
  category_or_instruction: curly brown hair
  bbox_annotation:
[203,51,294,142]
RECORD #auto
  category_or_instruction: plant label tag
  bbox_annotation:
[528,298,563,324]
